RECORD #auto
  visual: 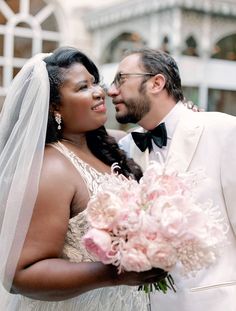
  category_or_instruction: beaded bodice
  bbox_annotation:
[51,141,106,263]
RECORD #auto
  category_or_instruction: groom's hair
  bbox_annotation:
[125,48,184,102]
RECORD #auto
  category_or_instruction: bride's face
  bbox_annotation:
[58,63,107,135]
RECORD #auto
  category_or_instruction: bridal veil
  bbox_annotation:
[0,53,50,308]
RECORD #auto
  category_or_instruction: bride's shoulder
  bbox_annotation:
[42,144,75,179]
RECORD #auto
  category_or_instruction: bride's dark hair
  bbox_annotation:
[44,47,142,181]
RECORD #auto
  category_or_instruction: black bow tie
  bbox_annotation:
[131,123,167,152]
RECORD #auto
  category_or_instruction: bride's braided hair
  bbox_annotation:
[44,47,143,181]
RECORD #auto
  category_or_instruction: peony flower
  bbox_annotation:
[139,212,160,240]
[114,210,140,236]
[86,192,123,230]
[147,238,177,271]
[82,228,113,264]
[120,248,152,272]
[159,205,189,239]
[122,233,150,256]
[158,174,188,196]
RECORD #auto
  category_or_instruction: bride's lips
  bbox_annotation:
[91,100,106,113]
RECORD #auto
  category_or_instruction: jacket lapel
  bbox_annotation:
[165,110,204,172]
[129,109,204,173]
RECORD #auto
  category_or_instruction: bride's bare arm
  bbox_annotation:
[12,147,166,301]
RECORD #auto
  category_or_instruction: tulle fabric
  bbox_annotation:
[0,53,50,309]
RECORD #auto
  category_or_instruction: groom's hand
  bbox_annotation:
[183,100,204,112]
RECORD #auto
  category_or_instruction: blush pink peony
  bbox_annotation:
[120,248,152,272]
[83,228,113,264]
[83,161,227,279]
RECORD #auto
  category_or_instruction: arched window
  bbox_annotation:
[0,0,61,107]
[182,35,199,56]
[211,34,236,61]
[102,32,145,64]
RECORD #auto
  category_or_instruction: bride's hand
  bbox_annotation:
[110,266,168,286]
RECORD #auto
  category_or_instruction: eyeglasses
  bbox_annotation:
[112,72,155,88]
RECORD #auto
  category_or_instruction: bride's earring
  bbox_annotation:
[55,113,62,130]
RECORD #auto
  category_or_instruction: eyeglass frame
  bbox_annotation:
[111,72,156,88]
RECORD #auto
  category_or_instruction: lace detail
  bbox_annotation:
[17,142,149,310]
[51,142,107,262]
[51,142,105,197]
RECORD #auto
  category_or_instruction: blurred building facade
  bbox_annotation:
[0,0,122,108]
[0,0,236,129]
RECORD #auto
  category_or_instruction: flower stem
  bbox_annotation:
[138,274,176,294]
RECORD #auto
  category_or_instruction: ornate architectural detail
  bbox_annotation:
[84,0,236,62]
[84,0,236,30]
[82,0,236,116]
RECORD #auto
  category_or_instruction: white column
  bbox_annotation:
[92,29,102,65]
[171,7,182,57]
[199,13,211,110]
[148,12,160,49]
[200,13,211,58]
[199,82,208,111]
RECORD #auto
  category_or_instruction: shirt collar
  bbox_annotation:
[159,101,185,140]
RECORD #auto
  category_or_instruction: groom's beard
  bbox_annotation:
[115,93,151,124]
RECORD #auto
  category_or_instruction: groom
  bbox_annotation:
[107,48,236,311]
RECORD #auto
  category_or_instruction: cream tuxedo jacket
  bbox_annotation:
[119,107,236,311]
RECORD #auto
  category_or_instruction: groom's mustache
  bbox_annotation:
[112,99,126,106]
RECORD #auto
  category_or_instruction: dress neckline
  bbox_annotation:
[56,141,105,178]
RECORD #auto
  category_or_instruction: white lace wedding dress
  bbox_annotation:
[16,142,149,311]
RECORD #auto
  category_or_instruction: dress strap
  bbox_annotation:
[50,141,104,197]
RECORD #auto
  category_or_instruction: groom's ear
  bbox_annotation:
[150,74,166,94]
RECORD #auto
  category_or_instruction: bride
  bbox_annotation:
[0,46,166,310]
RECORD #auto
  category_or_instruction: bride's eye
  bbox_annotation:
[76,84,88,91]
[80,85,88,90]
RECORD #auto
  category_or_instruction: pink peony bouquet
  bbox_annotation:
[82,162,227,293]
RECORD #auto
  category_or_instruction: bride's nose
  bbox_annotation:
[92,85,105,99]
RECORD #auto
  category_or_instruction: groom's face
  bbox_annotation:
[107,54,151,124]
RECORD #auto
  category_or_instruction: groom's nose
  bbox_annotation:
[107,83,119,98]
